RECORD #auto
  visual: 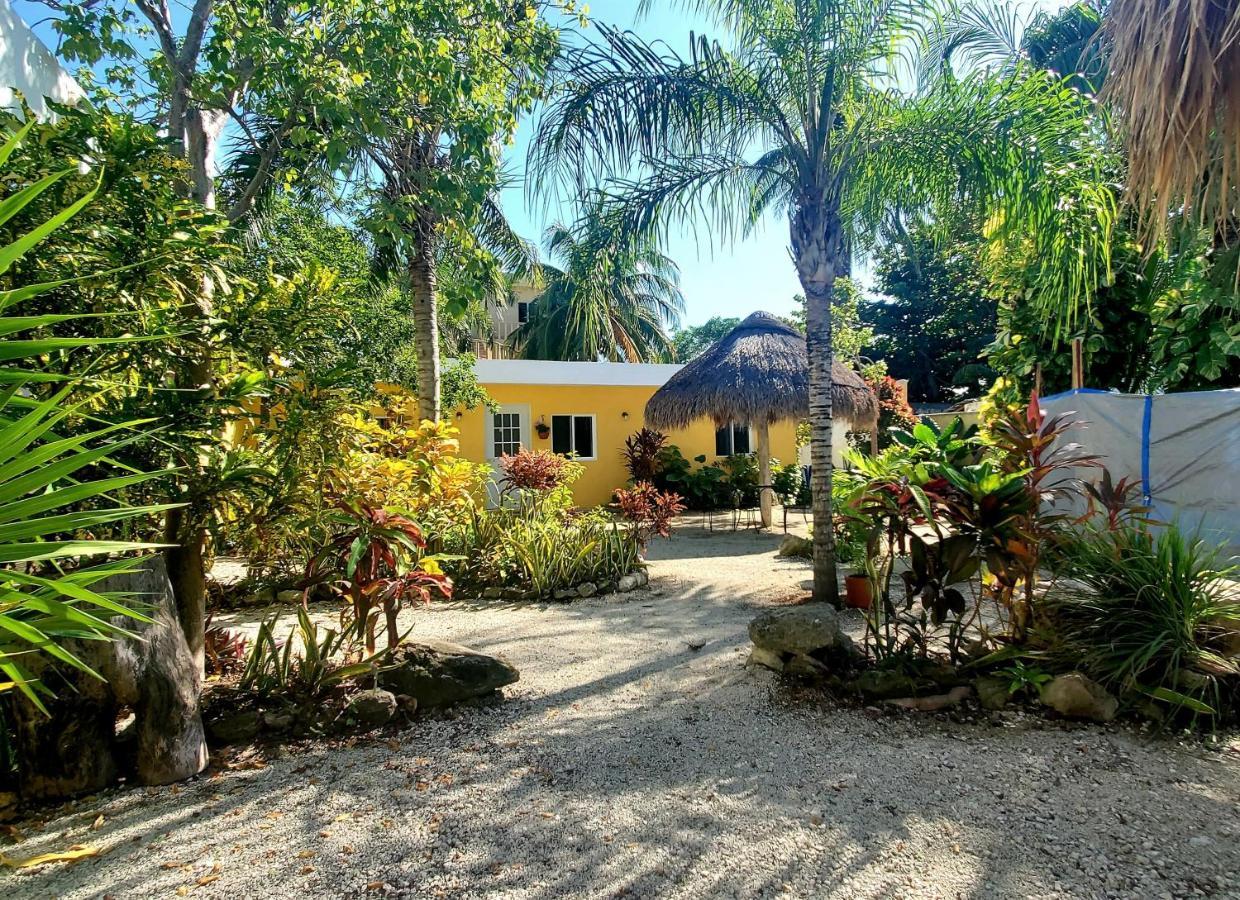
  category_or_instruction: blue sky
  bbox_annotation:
[17,0,1067,328]
[501,0,1071,327]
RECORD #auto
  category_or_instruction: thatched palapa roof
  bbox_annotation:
[645,311,878,430]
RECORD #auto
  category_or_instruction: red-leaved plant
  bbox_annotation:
[307,502,452,654]
[500,448,569,493]
[614,481,686,549]
[622,428,669,482]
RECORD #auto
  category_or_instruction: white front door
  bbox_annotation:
[484,404,531,503]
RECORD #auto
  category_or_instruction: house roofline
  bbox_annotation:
[469,358,683,387]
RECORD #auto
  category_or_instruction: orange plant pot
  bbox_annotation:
[844,573,873,610]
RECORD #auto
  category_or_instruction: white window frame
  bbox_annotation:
[550,413,598,461]
[485,404,531,462]
[715,421,754,457]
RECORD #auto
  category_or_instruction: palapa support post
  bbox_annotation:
[756,418,773,528]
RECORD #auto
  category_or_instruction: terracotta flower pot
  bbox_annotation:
[844,573,873,609]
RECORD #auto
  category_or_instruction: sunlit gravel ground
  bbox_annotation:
[5,524,1240,899]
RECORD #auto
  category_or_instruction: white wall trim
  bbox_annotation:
[470,358,683,387]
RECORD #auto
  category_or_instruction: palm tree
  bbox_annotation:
[514,215,685,362]
[530,0,1114,603]
[364,137,540,421]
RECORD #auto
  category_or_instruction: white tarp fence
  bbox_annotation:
[1040,388,1240,554]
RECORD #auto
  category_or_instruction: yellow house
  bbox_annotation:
[441,359,800,507]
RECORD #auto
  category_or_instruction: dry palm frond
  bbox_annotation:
[1103,0,1240,245]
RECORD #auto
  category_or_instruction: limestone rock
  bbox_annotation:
[553,588,577,601]
[974,676,1011,711]
[778,535,813,559]
[1039,672,1118,723]
[481,586,505,600]
[749,605,843,655]
[748,646,785,672]
[206,709,261,745]
[617,574,639,592]
[10,557,208,798]
[377,640,519,709]
[577,582,598,598]
[347,689,398,727]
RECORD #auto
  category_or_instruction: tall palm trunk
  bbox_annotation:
[408,228,441,422]
[792,200,844,606]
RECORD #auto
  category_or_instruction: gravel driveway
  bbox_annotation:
[5,526,1240,899]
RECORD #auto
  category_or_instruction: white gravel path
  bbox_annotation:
[5,526,1240,899]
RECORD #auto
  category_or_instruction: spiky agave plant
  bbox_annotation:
[0,121,176,713]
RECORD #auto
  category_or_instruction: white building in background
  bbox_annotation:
[0,0,84,119]
[471,279,543,359]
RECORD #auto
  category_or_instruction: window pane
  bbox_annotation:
[552,415,572,455]
[732,423,750,454]
[574,416,594,458]
[715,425,731,457]
[517,302,529,323]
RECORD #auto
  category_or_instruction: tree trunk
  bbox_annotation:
[409,234,441,422]
[791,200,845,606]
[163,511,207,674]
[756,418,772,528]
[11,557,208,799]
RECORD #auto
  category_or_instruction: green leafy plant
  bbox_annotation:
[996,660,1052,698]
[0,122,174,712]
[240,606,382,697]
[1042,522,1239,722]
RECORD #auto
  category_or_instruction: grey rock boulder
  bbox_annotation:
[749,605,843,655]
[974,676,1011,711]
[1039,672,1118,723]
[377,640,519,709]
[347,689,398,727]
[777,535,813,559]
[206,709,261,745]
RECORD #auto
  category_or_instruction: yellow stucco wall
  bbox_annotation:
[444,382,799,507]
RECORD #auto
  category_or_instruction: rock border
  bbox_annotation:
[477,569,649,602]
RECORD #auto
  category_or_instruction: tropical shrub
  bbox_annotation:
[306,503,453,654]
[240,606,385,698]
[622,428,669,482]
[445,457,654,599]
[0,122,169,711]
[650,444,761,510]
[867,376,919,448]
[613,482,686,549]
[499,447,571,494]
[846,407,1094,663]
[205,615,249,677]
[1040,522,1239,723]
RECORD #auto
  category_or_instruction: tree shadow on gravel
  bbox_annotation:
[7,529,1240,899]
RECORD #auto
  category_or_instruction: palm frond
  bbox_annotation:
[1102,0,1240,247]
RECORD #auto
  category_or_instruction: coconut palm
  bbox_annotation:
[530,0,1115,603]
[1102,0,1240,246]
[514,215,684,363]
